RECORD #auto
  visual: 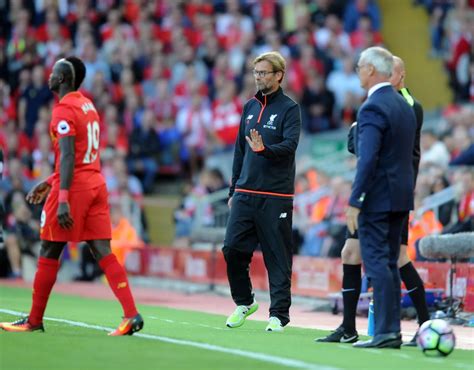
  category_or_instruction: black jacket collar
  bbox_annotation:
[254,86,283,104]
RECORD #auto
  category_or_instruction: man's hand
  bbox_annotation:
[346,205,360,234]
[57,202,74,229]
[26,181,51,204]
[228,196,233,209]
[245,129,265,152]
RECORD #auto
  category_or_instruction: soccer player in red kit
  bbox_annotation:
[0,57,143,336]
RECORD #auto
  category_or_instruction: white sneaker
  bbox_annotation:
[225,300,259,328]
[265,316,284,332]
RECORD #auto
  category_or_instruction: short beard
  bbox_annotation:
[259,86,271,95]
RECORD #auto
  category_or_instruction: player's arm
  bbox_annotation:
[57,136,75,229]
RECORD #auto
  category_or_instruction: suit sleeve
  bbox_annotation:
[349,104,386,208]
[257,104,301,159]
[229,107,247,198]
[347,121,357,155]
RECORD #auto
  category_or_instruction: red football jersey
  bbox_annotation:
[49,91,105,191]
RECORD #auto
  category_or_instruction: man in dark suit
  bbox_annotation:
[346,47,417,349]
[316,56,429,347]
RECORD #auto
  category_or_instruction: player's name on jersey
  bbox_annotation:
[81,102,97,114]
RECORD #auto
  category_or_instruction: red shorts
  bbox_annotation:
[40,184,112,242]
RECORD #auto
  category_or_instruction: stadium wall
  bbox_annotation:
[123,247,474,312]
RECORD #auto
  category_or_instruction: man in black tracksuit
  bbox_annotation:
[223,51,301,332]
[317,56,429,346]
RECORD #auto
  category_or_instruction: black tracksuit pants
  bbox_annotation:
[222,193,293,326]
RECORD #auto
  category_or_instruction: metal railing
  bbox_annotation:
[415,183,462,224]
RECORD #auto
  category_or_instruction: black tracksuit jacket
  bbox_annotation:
[229,87,301,199]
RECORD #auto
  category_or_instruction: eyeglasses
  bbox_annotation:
[355,64,368,73]
[252,70,277,78]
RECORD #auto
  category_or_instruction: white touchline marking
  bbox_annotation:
[393,353,412,359]
[364,349,382,355]
[336,345,351,350]
[146,316,230,331]
[195,323,227,330]
[425,358,443,363]
[0,309,338,370]
[146,316,224,330]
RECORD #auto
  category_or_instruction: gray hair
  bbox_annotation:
[359,47,393,77]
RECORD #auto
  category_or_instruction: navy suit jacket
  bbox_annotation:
[349,85,416,212]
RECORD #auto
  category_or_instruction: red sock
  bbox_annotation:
[99,254,138,318]
[29,257,60,326]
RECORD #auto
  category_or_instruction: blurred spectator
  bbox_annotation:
[409,195,443,261]
[444,168,474,233]
[81,36,111,91]
[145,77,176,123]
[2,120,31,165]
[300,176,349,257]
[176,90,212,178]
[17,65,53,138]
[4,192,40,278]
[349,14,383,53]
[110,201,144,267]
[326,55,365,114]
[450,143,474,165]
[127,109,159,194]
[315,13,352,56]
[343,0,381,33]
[430,174,456,226]
[31,133,54,179]
[419,130,451,168]
[173,171,212,248]
[301,71,335,132]
[0,158,35,195]
[210,81,241,150]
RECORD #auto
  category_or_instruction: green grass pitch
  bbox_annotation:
[0,285,472,370]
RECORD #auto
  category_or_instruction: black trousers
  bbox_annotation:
[222,193,293,326]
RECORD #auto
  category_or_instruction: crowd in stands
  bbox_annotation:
[0,0,472,278]
[293,102,474,259]
[416,0,474,102]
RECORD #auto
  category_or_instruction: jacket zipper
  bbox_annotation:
[256,94,267,123]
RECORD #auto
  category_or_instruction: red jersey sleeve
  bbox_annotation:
[51,105,76,139]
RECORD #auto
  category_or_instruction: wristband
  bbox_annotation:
[58,189,69,203]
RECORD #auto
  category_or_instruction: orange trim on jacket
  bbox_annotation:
[235,188,294,198]
[252,95,267,123]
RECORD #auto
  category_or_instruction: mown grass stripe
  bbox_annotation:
[0,309,338,370]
